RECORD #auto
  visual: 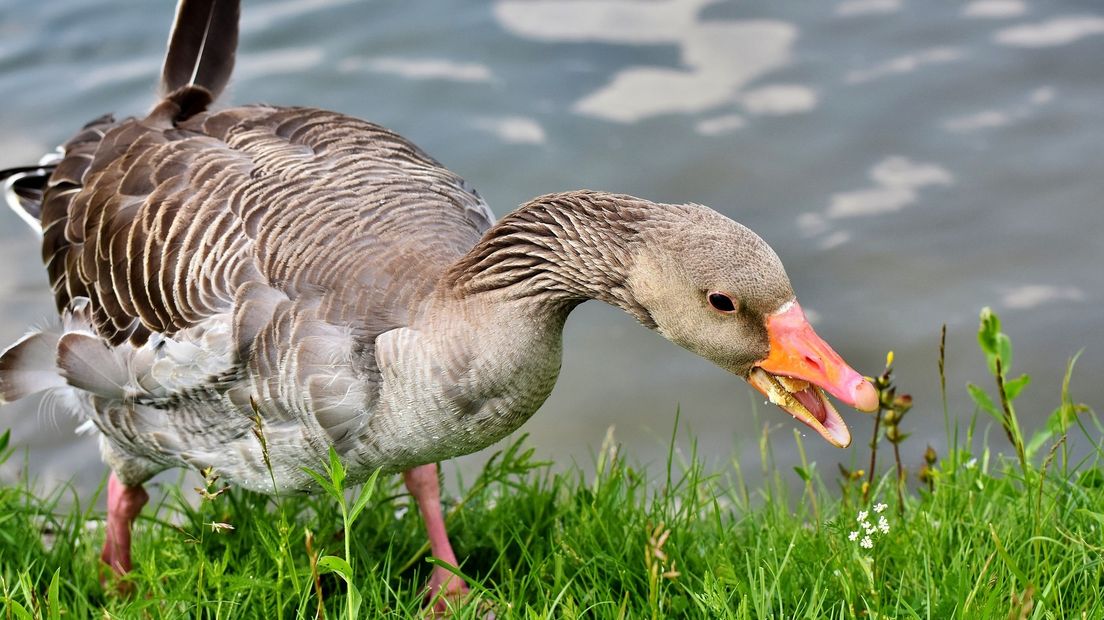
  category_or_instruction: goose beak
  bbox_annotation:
[746,300,878,448]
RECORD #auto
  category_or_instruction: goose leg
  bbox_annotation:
[100,472,149,576]
[403,463,469,613]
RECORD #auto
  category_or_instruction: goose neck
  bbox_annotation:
[443,190,662,324]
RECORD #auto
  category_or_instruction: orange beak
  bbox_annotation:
[746,300,877,447]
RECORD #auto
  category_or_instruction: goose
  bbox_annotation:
[0,0,877,611]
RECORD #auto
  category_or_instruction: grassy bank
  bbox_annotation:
[1,310,1101,619]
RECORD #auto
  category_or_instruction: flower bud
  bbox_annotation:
[893,394,913,414]
[918,465,933,485]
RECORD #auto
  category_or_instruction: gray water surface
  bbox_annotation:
[1,0,1101,499]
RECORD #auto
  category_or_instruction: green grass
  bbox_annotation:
[1,310,1102,619]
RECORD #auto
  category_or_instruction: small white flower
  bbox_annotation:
[860,536,873,549]
[857,510,869,522]
[965,457,978,469]
[863,520,876,534]
[878,515,890,533]
[849,530,859,541]
[874,503,887,513]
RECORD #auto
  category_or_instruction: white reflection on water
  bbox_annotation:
[941,86,1054,133]
[817,231,851,251]
[342,57,496,83]
[738,84,817,116]
[796,156,953,249]
[834,0,902,18]
[1001,285,1086,310]
[845,47,963,85]
[995,16,1104,48]
[236,47,325,80]
[694,114,746,136]
[830,185,916,219]
[472,116,547,145]
[495,0,805,123]
[495,0,717,44]
[241,0,357,31]
[962,0,1027,20]
[942,110,1012,132]
[827,157,953,218]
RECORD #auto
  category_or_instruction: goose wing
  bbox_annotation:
[45,102,493,346]
[21,96,495,442]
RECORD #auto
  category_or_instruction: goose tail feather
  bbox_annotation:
[2,166,53,233]
[0,300,101,403]
[0,330,67,403]
[160,0,241,100]
[1,149,63,233]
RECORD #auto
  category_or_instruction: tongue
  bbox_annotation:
[793,387,827,423]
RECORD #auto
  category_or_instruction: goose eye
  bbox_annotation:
[707,292,737,313]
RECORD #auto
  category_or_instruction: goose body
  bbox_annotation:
[0,0,877,607]
[13,103,523,492]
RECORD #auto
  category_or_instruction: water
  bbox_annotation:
[1,0,1101,499]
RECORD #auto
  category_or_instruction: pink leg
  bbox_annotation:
[100,473,149,576]
[403,463,469,613]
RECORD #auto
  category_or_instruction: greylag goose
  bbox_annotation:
[0,0,877,610]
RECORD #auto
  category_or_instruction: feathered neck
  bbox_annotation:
[443,190,676,326]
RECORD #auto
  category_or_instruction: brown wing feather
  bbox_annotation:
[39,92,494,355]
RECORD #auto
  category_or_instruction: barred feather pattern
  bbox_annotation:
[447,190,660,324]
[17,91,511,489]
[43,99,493,344]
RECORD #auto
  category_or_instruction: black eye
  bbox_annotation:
[707,292,736,313]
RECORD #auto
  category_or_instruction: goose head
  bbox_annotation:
[629,204,878,447]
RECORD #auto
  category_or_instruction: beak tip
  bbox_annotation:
[853,380,879,413]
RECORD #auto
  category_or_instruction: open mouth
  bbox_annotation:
[747,367,851,447]
[744,300,878,448]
